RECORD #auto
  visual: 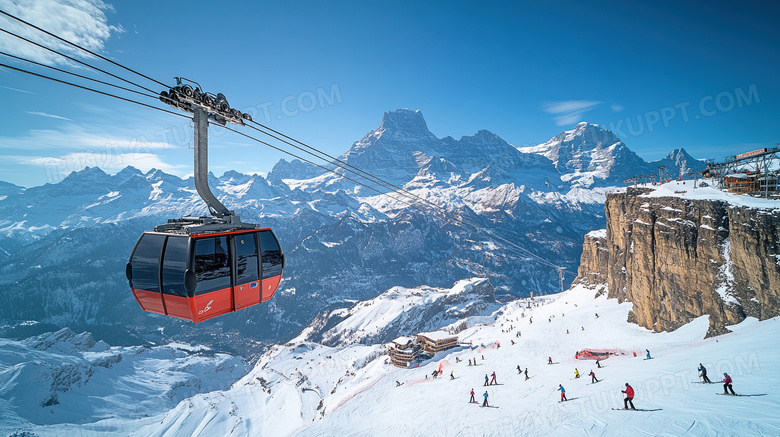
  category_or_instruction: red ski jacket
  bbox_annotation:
[623,385,634,397]
[723,375,732,384]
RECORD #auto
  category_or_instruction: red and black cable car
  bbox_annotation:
[126,219,284,323]
[126,78,284,322]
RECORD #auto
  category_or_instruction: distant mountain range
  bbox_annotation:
[0,109,706,354]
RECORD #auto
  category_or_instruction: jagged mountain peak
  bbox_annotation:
[518,123,648,187]
[115,166,143,178]
[378,108,432,136]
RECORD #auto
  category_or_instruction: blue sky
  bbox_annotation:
[1,0,778,187]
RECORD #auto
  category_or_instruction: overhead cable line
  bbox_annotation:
[0,27,158,94]
[222,125,442,211]
[0,9,171,89]
[247,120,433,204]
[0,63,187,119]
[0,51,159,98]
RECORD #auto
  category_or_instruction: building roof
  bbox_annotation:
[418,330,457,342]
[392,336,413,346]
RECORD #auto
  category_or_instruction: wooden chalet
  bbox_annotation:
[389,336,420,368]
[416,331,458,354]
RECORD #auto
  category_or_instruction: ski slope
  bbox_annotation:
[132,284,780,437]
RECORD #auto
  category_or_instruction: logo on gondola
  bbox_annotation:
[198,300,214,315]
[250,282,258,288]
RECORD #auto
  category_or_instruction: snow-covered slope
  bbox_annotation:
[119,281,780,437]
[300,278,499,347]
[0,328,247,436]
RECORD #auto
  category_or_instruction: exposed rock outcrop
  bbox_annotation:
[576,187,780,336]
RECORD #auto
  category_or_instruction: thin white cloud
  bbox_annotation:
[610,104,624,112]
[0,0,123,67]
[19,152,188,183]
[0,123,179,151]
[27,111,72,121]
[541,100,601,126]
[0,85,37,94]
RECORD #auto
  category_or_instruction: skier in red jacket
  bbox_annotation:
[622,383,636,410]
[722,373,736,395]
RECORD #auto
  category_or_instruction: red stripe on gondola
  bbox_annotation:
[132,288,165,314]
[191,288,233,323]
[262,275,282,302]
[234,280,261,310]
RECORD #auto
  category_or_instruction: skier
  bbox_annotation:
[558,384,568,402]
[645,349,651,359]
[517,365,522,374]
[396,380,402,387]
[469,388,475,403]
[482,391,489,407]
[596,359,602,368]
[484,374,489,386]
[548,357,553,365]
[490,371,497,385]
[581,326,584,331]
[431,370,438,379]
[451,370,455,380]
[722,373,736,395]
[595,313,599,318]
[524,368,529,380]
[566,329,569,334]
[699,363,711,383]
[574,368,580,379]
[589,370,599,383]
[622,383,636,410]
[468,359,472,366]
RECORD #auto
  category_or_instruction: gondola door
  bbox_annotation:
[233,231,262,310]
[191,235,234,322]
[259,230,283,302]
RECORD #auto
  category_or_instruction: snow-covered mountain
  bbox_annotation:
[0,109,704,354]
[0,327,247,436]
[518,122,706,187]
[301,278,499,347]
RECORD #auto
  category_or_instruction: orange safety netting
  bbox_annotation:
[575,348,629,360]
[332,376,384,412]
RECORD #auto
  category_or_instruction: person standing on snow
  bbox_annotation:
[645,349,651,359]
[596,359,602,368]
[482,391,489,407]
[524,368,529,380]
[469,388,475,403]
[517,365,522,374]
[722,373,736,395]
[451,370,455,380]
[558,384,568,401]
[484,374,489,386]
[622,383,636,410]
[574,368,580,379]
[589,370,599,383]
[699,363,711,383]
[490,371,497,385]
[548,357,553,365]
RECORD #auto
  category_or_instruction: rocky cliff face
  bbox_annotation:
[576,187,780,335]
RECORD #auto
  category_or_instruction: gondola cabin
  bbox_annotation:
[126,219,284,323]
